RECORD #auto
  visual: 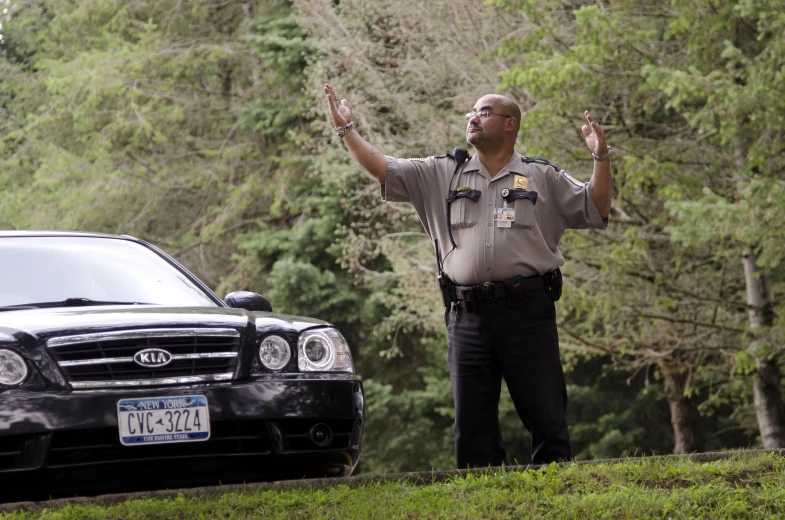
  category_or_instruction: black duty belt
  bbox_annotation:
[453,274,545,303]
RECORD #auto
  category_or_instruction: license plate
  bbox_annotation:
[117,395,210,446]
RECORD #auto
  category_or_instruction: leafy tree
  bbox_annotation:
[652,0,785,449]
[492,0,782,451]
[1,0,293,289]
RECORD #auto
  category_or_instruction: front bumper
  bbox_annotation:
[0,376,364,501]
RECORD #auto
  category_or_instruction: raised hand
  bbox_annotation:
[581,111,608,156]
[324,83,352,129]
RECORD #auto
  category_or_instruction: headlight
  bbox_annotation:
[298,328,354,373]
[0,349,29,386]
[259,335,292,370]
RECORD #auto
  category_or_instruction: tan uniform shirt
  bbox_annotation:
[381,151,607,286]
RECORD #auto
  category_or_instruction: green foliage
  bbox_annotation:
[568,377,672,459]
[649,1,785,271]
[267,259,359,322]
[361,371,454,473]
[1,0,303,289]
[4,453,785,519]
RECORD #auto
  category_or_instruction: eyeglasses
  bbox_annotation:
[465,109,513,121]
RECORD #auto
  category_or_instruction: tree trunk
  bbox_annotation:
[743,248,785,448]
[661,358,703,454]
[242,1,261,89]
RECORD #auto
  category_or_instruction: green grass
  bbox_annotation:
[5,452,785,519]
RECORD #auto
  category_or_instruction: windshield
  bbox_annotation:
[0,236,218,308]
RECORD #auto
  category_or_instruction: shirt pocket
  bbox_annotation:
[449,197,480,230]
[511,198,536,229]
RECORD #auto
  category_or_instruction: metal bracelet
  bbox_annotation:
[592,146,613,161]
[336,121,354,138]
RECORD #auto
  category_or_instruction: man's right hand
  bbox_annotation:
[322,82,386,183]
[324,83,352,129]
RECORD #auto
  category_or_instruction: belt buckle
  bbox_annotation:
[481,282,497,303]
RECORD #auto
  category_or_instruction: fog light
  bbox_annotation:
[0,350,28,386]
[309,423,333,447]
[259,335,291,370]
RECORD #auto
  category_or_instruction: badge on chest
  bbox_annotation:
[494,178,537,228]
[494,188,515,228]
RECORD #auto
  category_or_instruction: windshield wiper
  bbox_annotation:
[0,298,155,311]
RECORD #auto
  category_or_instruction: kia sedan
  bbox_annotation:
[0,232,363,501]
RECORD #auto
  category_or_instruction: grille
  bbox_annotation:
[46,421,271,468]
[47,328,241,389]
[0,433,35,471]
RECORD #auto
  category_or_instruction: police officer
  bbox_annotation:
[324,84,611,467]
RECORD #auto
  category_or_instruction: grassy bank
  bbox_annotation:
[4,452,785,519]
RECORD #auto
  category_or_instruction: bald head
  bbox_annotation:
[482,94,521,131]
[466,94,522,152]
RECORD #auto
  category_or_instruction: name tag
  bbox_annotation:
[494,207,515,228]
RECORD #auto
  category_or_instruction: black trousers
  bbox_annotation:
[446,286,572,468]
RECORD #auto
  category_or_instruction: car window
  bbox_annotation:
[0,237,218,307]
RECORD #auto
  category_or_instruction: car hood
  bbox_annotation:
[0,305,330,343]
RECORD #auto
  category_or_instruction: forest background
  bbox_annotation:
[2,0,785,473]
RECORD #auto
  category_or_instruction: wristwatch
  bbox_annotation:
[336,122,354,138]
[592,146,613,161]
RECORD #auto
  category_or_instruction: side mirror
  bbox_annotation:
[224,291,273,312]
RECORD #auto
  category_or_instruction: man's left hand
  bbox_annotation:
[582,111,607,156]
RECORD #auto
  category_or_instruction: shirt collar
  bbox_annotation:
[462,153,483,173]
[505,151,526,175]
[462,151,525,181]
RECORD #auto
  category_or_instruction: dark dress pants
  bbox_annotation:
[446,287,572,468]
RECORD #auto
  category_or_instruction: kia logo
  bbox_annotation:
[133,348,172,368]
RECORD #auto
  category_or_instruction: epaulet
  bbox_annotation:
[433,152,472,160]
[521,155,562,173]
[431,151,473,163]
[404,153,457,162]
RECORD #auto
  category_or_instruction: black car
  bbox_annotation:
[0,231,363,501]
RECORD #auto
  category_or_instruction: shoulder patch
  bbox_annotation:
[562,171,585,187]
[406,157,427,162]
